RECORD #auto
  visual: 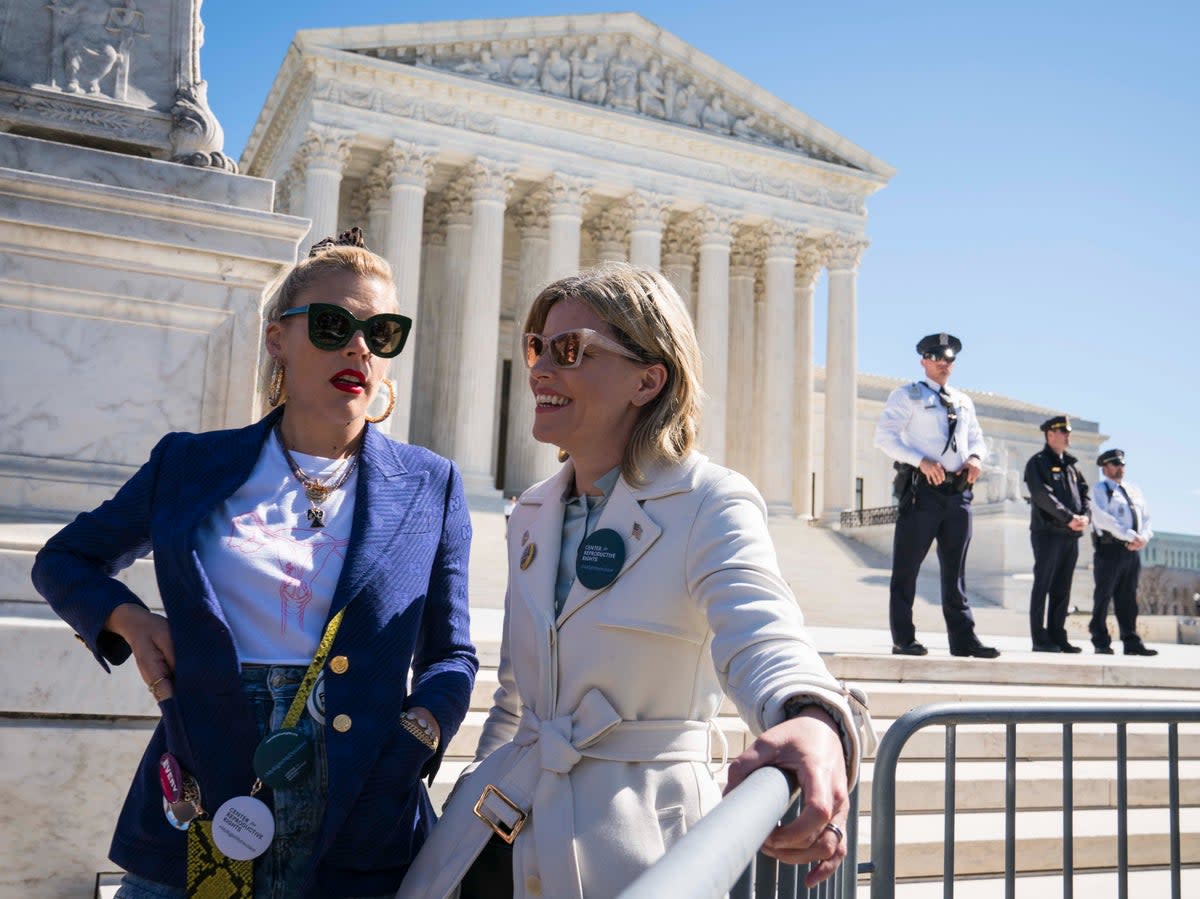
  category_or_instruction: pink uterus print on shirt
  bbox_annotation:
[227,511,350,634]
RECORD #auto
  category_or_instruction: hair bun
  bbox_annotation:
[308,226,368,257]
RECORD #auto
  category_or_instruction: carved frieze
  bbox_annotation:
[350,35,854,167]
[313,75,498,135]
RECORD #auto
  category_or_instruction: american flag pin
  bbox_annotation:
[632,522,643,540]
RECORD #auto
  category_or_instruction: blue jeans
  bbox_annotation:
[115,665,392,899]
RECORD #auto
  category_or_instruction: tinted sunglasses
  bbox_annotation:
[922,351,956,362]
[280,303,412,358]
[523,328,641,369]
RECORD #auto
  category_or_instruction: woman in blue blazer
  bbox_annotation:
[32,229,477,899]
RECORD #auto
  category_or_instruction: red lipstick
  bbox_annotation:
[331,369,366,394]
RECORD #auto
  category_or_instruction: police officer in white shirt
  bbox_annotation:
[873,333,999,658]
[1089,448,1157,656]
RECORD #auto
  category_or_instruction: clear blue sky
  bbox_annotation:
[200,1,1199,532]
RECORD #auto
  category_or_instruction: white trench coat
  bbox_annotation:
[398,453,864,899]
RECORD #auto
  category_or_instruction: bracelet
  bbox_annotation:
[400,710,438,751]
[782,695,853,772]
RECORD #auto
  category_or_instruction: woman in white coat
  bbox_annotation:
[399,264,868,899]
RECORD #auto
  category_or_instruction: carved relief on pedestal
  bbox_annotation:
[40,0,150,105]
[350,35,854,166]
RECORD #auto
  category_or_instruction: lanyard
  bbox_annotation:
[249,606,345,796]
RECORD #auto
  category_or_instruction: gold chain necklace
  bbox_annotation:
[274,425,359,528]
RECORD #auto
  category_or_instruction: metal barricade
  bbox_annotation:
[617,766,861,899]
[870,701,1200,899]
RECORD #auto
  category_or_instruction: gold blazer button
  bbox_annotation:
[332,714,352,733]
[330,655,349,674]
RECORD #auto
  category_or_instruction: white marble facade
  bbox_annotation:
[241,12,895,515]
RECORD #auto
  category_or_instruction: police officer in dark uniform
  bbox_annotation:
[874,333,999,658]
[1024,415,1090,652]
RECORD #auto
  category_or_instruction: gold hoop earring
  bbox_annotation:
[365,379,396,423]
[268,361,285,407]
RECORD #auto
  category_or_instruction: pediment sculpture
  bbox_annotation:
[354,37,853,167]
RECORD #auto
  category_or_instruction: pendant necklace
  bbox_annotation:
[274,425,359,528]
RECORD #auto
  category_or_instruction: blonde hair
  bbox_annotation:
[523,263,703,484]
[259,241,395,412]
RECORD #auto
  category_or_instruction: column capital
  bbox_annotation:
[384,139,436,189]
[729,224,765,275]
[662,214,701,259]
[443,175,475,226]
[544,173,593,217]
[423,197,449,246]
[625,189,673,232]
[586,202,630,254]
[467,157,516,205]
[795,239,827,288]
[299,122,356,174]
[511,187,551,238]
[691,204,741,247]
[762,220,803,259]
[823,233,869,271]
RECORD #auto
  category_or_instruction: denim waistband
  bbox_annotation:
[239,663,308,694]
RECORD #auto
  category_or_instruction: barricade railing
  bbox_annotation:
[870,701,1200,899]
[616,765,861,899]
[840,506,898,528]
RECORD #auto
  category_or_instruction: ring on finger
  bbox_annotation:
[823,821,844,844]
[147,675,170,698]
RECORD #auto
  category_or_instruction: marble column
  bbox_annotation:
[430,179,474,458]
[820,234,869,523]
[693,205,739,464]
[545,173,591,283]
[361,170,390,253]
[725,227,761,480]
[504,189,557,493]
[380,140,435,442]
[662,215,700,317]
[298,123,355,252]
[451,158,515,493]
[792,240,825,519]
[759,222,800,513]
[626,190,672,270]
[411,199,448,450]
[588,203,630,264]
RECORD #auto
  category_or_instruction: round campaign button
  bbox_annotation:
[575,528,626,590]
[158,752,183,803]
[211,795,275,861]
[162,796,192,831]
[252,728,314,790]
[306,671,327,726]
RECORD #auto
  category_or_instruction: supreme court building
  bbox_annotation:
[241,12,895,521]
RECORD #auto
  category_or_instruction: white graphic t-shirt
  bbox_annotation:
[196,437,358,664]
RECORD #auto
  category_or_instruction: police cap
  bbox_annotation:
[916,333,962,360]
[1040,415,1072,433]
[1097,448,1126,467]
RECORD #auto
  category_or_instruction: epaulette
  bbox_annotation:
[905,382,922,399]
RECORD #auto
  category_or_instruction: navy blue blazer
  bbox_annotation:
[32,408,478,897]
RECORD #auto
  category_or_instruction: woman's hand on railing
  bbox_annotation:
[724,707,849,888]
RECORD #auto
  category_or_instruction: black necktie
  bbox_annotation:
[1117,484,1139,532]
[937,386,958,455]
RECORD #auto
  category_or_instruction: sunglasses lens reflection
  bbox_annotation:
[311,306,352,348]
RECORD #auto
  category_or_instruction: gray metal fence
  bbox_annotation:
[616,765,861,899]
[619,700,1199,899]
[870,701,1200,899]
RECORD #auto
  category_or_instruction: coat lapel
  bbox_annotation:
[326,423,423,619]
[556,475,663,626]
[513,464,573,627]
